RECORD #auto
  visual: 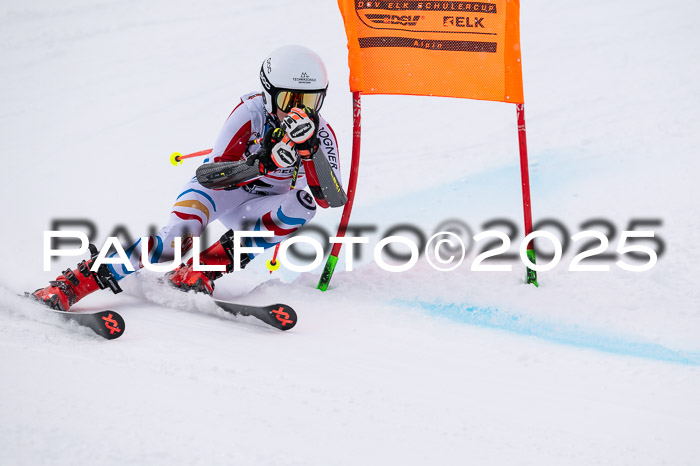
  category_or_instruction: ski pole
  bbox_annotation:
[170,149,213,166]
[265,156,301,274]
[171,136,269,166]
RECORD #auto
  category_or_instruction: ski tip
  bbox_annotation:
[93,310,126,340]
[269,304,297,331]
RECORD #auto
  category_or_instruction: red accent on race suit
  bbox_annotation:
[326,123,339,145]
[228,100,244,118]
[216,119,252,163]
[172,211,205,226]
[265,173,305,181]
[262,212,298,236]
[301,159,330,208]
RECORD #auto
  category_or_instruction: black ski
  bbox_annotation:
[212,299,297,331]
[38,307,125,340]
[20,292,126,340]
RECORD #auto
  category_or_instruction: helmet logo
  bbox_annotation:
[266,58,272,73]
[293,72,317,85]
[260,69,272,91]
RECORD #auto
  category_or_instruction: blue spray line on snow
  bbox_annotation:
[394,299,700,366]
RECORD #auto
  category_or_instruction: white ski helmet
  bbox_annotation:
[260,45,329,115]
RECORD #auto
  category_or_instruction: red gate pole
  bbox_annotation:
[317,91,362,291]
[517,103,538,286]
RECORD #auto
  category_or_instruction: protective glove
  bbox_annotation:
[280,106,320,159]
[248,127,297,174]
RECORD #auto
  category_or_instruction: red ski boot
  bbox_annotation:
[29,244,123,311]
[167,230,250,295]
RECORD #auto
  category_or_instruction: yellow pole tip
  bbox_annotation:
[170,152,183,166]
[266,259,281,272]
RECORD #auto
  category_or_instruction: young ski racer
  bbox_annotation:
[29,45,346,312]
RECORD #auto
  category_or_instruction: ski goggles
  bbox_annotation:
[275,90,326,113]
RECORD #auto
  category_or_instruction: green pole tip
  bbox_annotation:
[317,255,339,292]
[525,249,539,287]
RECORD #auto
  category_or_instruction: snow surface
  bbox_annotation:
[1,0,700,464]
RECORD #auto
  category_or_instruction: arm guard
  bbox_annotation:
[302,149,347,208]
